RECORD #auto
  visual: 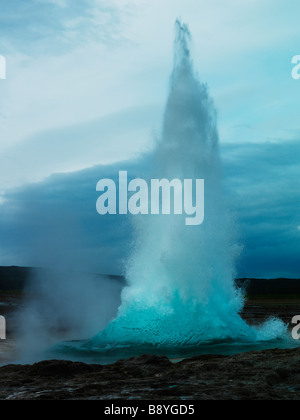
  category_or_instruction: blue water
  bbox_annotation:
[46,336,299,366]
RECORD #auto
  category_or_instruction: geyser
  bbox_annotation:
[87,20,286,349]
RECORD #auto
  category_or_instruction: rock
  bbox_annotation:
[28,360,96,378]
[276,368,291,380]
[266,373,281,386]
[1,348,300,399]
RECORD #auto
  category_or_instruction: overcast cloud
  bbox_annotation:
[0,0,299,278]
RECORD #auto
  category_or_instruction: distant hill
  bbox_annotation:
[0,266,300,295]
[0,266,125,291]
[0,266,32,291]
[236,278,300,296]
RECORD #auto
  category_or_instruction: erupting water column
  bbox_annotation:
[88,21,286,349]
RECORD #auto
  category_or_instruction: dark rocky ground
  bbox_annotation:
[1,268,300,400]
[1,349,300,400]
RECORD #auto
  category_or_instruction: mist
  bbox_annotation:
[16,206,124,362]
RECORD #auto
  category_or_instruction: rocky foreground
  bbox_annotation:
[1,349,300,400]
[1,271,300,400]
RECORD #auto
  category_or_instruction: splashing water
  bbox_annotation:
[87,21,287,351]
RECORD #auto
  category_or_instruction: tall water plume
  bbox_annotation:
[88,21,286,349]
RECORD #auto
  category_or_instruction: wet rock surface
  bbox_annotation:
[1,349,300,400]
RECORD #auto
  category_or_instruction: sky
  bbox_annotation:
[0,0,300,278]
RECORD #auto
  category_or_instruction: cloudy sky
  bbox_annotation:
[0,0,300,278]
